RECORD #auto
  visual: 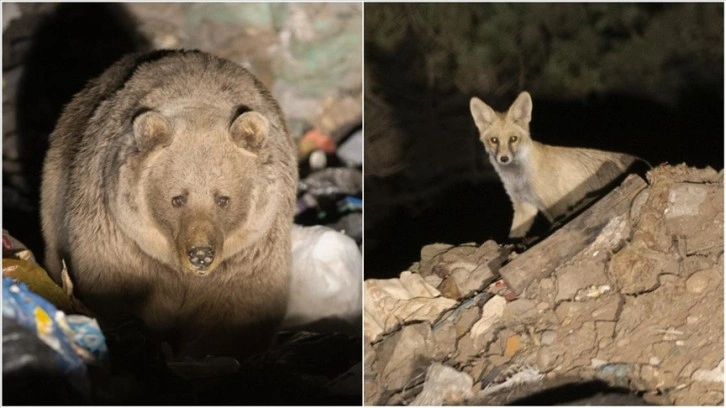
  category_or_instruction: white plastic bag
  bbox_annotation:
[283,225,362,335]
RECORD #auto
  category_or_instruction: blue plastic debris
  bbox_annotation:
[3,277,108,399]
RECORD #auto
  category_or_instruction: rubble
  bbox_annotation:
[364,164,723,405]
[411,363,474,406]
[364,272,457,342]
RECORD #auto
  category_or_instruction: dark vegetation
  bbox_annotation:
[364,3,724,278]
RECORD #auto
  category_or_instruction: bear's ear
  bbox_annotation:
[230,111,269,152]
[132,111,173,151]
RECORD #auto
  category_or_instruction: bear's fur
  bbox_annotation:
[40,50,298,358]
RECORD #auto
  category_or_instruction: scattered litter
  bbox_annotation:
[284,224,361,335]
[300,167,362,197]
[479,365,544,398]
[336,128,362,167]
[411,363,474,406]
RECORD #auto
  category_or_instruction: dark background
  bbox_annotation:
[364,3,724,279]
[3,3,151,264]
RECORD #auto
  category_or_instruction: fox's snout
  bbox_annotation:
[497,154,511,164]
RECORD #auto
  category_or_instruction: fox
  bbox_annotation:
[470,91,638,239]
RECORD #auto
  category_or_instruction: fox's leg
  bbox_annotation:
[509,201,538,238]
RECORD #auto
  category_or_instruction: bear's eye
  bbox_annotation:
[510,135,518,143]
[491,137,499,144]
[216,196,230,208]
[171,195,186,208]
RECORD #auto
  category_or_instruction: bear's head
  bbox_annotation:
[112,103,289,276]
[100,52,296,277]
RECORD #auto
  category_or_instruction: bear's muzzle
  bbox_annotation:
[177,214,224,275]
[188,246,215,270]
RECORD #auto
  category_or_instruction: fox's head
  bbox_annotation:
[470,91,533,166]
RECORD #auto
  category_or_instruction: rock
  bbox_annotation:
[554,301,595,327]
[539,278,554,292]
[421,243,455,258]
[691,359,724,383]
[503,298,538,323]
[564,321,597,352]
[363,343,380,405]
[575,284,613,301]
[591,358,609,368]
[423,274,442,288]
[419,243,454,277]
[609,246,670,295]
[630,188,651,225]
[451,263,496,299]
[595,363,633,387]
[554,261,609,302]
[595,321,616,339]
[540,330,557,346]
[468,358,489,384]
[640,364,665,389]
[454,304,481,337]
[685,269,718,294]
[421,241,506,281]
[536,346,559,372]
[663,182,723,255]
[581,214,632,261]
[681,255,713,275]
[504,335,522,357]
[456,335,481,363]
[364,272,457,341]
[438,276,462,299]
[431,321,457,361]
[410,363,474,406]
[590,295,623,322]
[665,183,710,218]
[470,296,507,341]
[426,244,478,277]
[376,323,435,393]
[697,390,725,406]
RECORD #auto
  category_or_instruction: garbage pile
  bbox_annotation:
[364,164,723,406]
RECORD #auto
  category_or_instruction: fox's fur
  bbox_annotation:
[470,91,637,238]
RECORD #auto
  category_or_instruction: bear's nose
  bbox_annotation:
[188,247,215,270]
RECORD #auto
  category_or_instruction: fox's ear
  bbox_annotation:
[507,91,532,125]
[470,97,497,132]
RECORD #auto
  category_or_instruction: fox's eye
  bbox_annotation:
[491,137,499,144]
[171,195,186,208]
[510,135,518,143]
[216,196,230,208]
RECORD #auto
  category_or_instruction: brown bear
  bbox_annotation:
[40,50,298,358]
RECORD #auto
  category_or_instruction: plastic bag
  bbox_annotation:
[283,225,361,335]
